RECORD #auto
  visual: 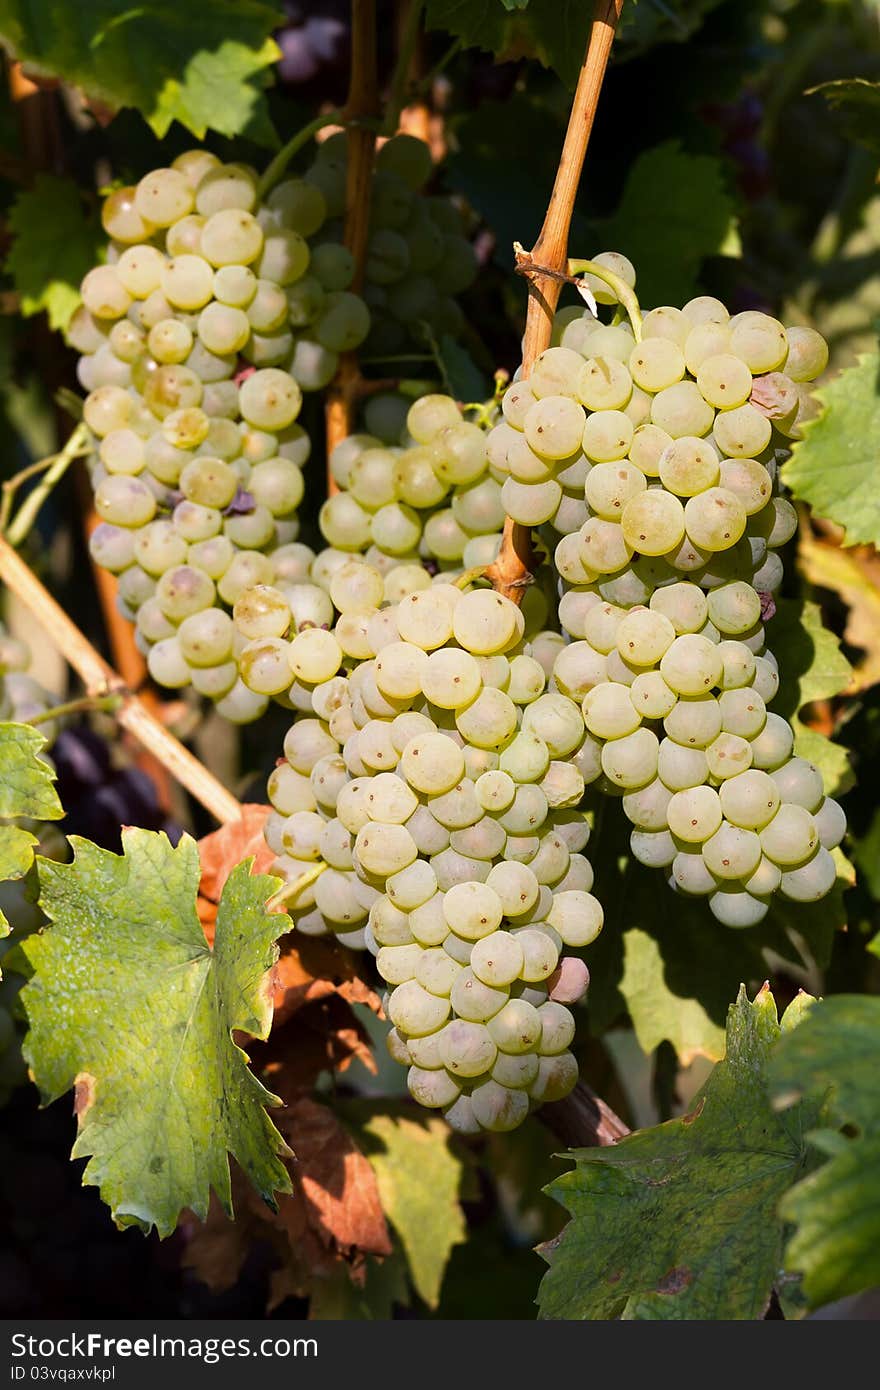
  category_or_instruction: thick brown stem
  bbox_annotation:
[486,0,624,604]
[0,536,242,825]
[522,0,623,367]
[540,1081,631,1148]
[325,0,381,491]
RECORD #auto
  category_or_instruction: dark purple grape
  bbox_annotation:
[276,28,320,83]
[303,15,347,65]
[53,725,178,849]
[51,726,112,795]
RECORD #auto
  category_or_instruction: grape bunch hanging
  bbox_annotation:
[63,133,845,1133]
[73,136,480,721]
[486,255,845,927]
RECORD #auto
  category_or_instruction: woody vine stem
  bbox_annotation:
[486,0,626,603]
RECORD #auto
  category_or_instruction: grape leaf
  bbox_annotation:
[599,142,740,306]
[448,96,591,269]
[21,828,293,1236]
[539,985,819,1320]
[808,79,880,155]
[435,334,490,404]
[0,2,281,142]
[0,721,62,938]
[423,0,596,88]
[615,0,726,61]
[424,0,517,64]
[782,354,880,549]
[428,0,727,88]
[768,598,853,796]
[7,176,103,332]
[588,814,787,1061]
[797,536,880,694]
[770,995,880,1309]
[0,720,63,822]
[621,928,726,1066]
[358,1110,467,1307]
[307,1250,410,1320]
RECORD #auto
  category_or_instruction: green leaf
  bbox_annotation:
[0,2,281,143]
[587,814,795,1061]
[599,142,739,306]
[539,985,820,1320]
[766,847,853,972]
[425,0,505,55]
[428,0,729,87]
[616,0,727,61]
[621,928,726,1065]
[782,354,880,549]
[309,1249,410,1320]
[770,995,880,1309]
[520,0,601,90]
[0,827,39,937]
[768,598,853,796]
[7,176,103,332]
[359,1112,466,1307]
[448,96,590,268]
[21,829,292,1236]
[0,721,63,821]
[0,721,62,939]
[808,79,880,155]
[436,334,490,404]
[424,0,595,88]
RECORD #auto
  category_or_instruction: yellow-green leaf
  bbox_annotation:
[798,534,880,694]
[769,598,853,795]
[0,721,62,939]
[783,354,880,547]
[0,2,281,143]
[22,829,292,1236]
[7,176,103,332]
[360,1112,466,1308]
[621,928,726,1066]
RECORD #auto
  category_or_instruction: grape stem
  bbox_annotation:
[266,861,328,913]
[27,692,123,725]
[0,535,243,825]
[325,0,382,489]
[383,0,426,136]
[256,109,346,200]
[540,1081,631,1148]
[486,0,625,604]
[568,256,643,339]
[453,564,488,590]
[1,423,90,544]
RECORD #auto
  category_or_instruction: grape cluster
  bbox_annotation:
[0,628,57,733]
[72,138,481,718]
[71,149,373,718]
[485,262,845,924]
[302,132,478,361]
[261,584,600,1130]
[227,391,540,711]
[321,393,506,571]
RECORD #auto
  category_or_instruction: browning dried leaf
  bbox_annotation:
[197,804,276,942]
[271,934,383,1024]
